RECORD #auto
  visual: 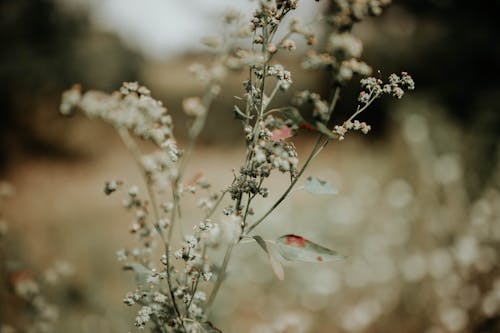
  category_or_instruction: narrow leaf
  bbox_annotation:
[253,235,269,253]
[276,234,344,263]
[233,105,251,120]
[303,176,338,195]
[123,263,151,284]
[280,107,304,125]
[314,122,336,139]
[253,236,285,280]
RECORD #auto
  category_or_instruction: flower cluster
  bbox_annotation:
[301,50,336,70]
[300,0,398,87]
[338,58,372,82]
[359,71,415,101]
[328,0,393,30]
[267,65,293,91]
[114,181,218,331]
[117,186,158,266]
[302,38,373,83]
[328,33,363,59]
[60,82,177,151]
[294,90,330,123]
[333,119,372,140]
[302,48,372,83]
[328,72,415,141]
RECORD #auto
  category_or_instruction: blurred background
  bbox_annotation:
[1,0,499,332]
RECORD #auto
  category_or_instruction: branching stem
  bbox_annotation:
[116,127,186,332]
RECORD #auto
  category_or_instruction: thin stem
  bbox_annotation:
[311,137,330,160]
[243,192,258,227]
[328,86,341,117]
[205,190,227,220]
[165,191,185,330]
[347,92,379,123]
[116,127,185,331]
[246,134,324,234]
[178,81,218,181]
[186,244,206,315]
[205,243,234,313]
[244,85,341,235]
[168,185,180,242]
[262,81,281,111]
[202,7,301,318]
[117,127,163,239]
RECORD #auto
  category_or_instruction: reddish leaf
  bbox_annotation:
[300,123,317,132]
[270,127,293,141]
[283,234,307,248]
[276,234,345,263]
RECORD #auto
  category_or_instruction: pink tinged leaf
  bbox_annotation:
[270,126,293,141]
[284,234,307,247]
[300,122,317,132]
[186,171,203,186]
[276,234,345,263]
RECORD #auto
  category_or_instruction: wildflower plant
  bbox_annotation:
[60,1,413,332]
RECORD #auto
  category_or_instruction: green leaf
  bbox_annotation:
[276,234,344,263]
[123,263,151,285]
[253,235,268,252]
[280,107,305,125]
[253,236,285,280]
[303,176,338,195]
[314,122,336,139]
[233,105,251,120]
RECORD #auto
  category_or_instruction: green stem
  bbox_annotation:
[262,82,281,111]
[244,85,341,235]
[347,91,379,123]
[186,244,206,316]
[205,190,227,220]
[203,7,300,318]
[205,243,234,313]
[245,133,324,234]
[179,81,218,181]
[243,192,258,228]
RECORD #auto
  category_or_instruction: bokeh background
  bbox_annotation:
[1,1,499,332]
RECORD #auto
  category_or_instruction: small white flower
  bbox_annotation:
[174,250,183,260]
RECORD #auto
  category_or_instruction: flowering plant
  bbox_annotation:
[60,1,413,332]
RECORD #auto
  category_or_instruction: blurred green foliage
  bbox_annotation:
[0,0,142,170]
